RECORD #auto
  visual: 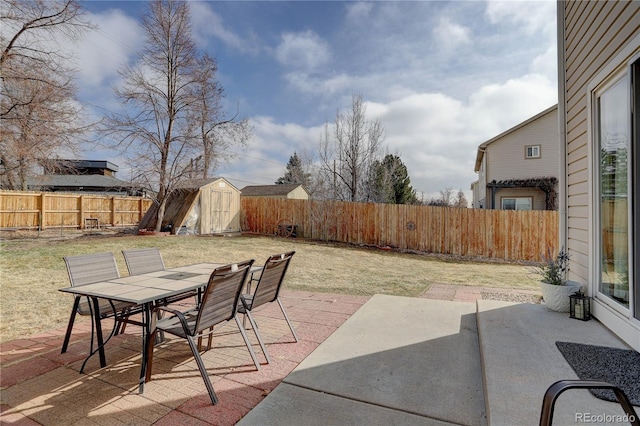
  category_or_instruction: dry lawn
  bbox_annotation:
[0,230,540,343]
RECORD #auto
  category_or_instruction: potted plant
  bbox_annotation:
[531,247,582,312]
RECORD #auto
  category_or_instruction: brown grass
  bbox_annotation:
[0,230,540,343]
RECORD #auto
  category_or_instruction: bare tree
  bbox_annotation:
[427,187,455,206]
[319,93,385,202]
[453,189,468,208]
[103,0,202,231]
[0,0,91,189]
[189,54,250,178]
[439,188,455,206]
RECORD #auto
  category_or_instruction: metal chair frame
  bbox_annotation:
[239,251,298,362]
[61,252,136,355]
[144,260,268,405]
[122,247,199,306]
[539,380,639,426]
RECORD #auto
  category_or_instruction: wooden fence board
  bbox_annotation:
[0,191,152,230]
[241,198,559,262]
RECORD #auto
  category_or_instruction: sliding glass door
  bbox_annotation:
[595,60,637,320]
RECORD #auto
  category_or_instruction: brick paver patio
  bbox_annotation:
[0,285,540,425]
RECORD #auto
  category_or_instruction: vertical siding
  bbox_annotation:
[241,198,559,262]
[563,0,640,282]
[199,179,241,233]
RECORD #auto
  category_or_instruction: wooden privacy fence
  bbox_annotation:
[0,191,153,230]
[241,198,559,262]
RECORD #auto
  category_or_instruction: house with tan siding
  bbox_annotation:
[240,184,309,200]
[558,0,639,350]
[471,105,559,210]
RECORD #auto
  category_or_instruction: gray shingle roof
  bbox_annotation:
[28,174,134,189]
[240,184,304,196]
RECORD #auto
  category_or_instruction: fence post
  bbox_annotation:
[79,195,85,229]
[109,197,116,226]
[40,193,46,231]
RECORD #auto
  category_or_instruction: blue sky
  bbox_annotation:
[69,0,558,199]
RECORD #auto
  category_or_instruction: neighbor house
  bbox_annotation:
[240,184,309,200]
[471,105,559,210]
[558,0,639,350]
[27,159,144,196]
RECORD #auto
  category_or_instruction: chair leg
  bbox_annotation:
[61,297,80,353]
[244,310,271,364]
[207,326,213,350]
[186,335,219,405]
[114,308,130,335]
[234,316,261,370]
[144,329,157,383]
[277,298,298,342]
[197,326,214,352]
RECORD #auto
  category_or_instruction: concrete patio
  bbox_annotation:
[0,285,635,425]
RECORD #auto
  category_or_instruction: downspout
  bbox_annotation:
[557,0,568,251]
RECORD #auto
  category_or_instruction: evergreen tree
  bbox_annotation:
[276,152,310,185]
[368,154,418,204]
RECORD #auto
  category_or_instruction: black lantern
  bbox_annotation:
[569,289,591,321]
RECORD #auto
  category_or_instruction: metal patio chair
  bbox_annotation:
[122,247,199,306]
[61,252,137,354]
[238,251,298,360]
[122,247,166,275]
[144,259,266,405]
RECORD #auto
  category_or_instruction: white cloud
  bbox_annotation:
[531,44,558,81]
[228,68,556,197]
[71,10,142,88]
[485,0,556,38]
[284,72,355,97]
[275,30,331,71]
[219,116,324,186]
[190,2,253,53]
[67,1,559,203]
[345,2,374,21]
[367,73,556,196]
[434,17,471,50]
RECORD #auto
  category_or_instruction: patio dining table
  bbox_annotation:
[59,262,260,393]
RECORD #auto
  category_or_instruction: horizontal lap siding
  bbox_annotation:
[563,0,640,280]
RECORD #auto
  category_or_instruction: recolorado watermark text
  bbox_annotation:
[576,413,636,423]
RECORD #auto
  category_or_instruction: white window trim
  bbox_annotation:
[586,38,640,327]
[500,197,532,211]
[525,145,541,159]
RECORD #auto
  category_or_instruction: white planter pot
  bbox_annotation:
[540,281,582,312]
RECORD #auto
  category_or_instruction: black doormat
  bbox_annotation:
[556,341,640,406]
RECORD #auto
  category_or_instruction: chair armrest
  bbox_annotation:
[238,295,252,312]
[152,306,193,332]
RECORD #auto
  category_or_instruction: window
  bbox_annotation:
[525,145,541,159]
[595,64,635,311]
[501,197,531,210]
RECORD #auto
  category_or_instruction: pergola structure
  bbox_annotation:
[486,177,558,210]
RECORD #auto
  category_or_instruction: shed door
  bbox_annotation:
[210,190,231,233]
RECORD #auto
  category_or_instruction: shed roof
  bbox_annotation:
[240,184,307,197]
[176,177,239,192]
